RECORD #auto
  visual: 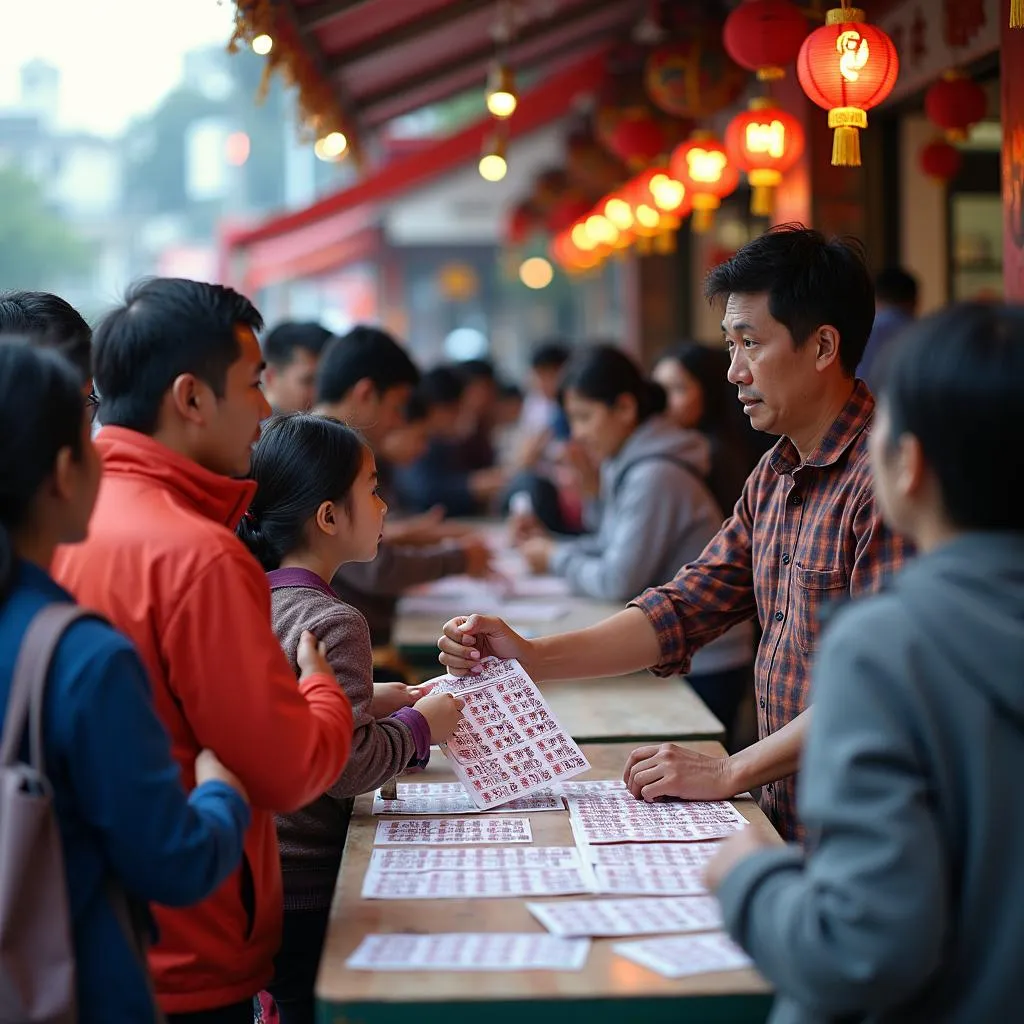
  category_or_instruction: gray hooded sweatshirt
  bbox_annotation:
[550,415,752,675]
[717,532,1024,1023]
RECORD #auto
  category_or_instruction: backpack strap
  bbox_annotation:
[0,603,97,772]
[609,453,704,503]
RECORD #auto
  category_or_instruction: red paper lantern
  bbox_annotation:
[723,0,809,80]
[645,28,747,119]
[796,7,899,167]
[629,166,691,218]
[725,98,805,217]
[669,132,739,233]
[606,111,669,169]
[924,70,987,141]
[919,139,962,183]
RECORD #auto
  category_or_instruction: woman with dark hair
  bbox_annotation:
[237,413,464,1024]
[517,344,753,737]
[653,341,770,516]
[0,341,250,1024]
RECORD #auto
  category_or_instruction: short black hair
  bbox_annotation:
[560,344,666,423]
[416,366,465,409]
[499,382,524,402]
[704,224,875,377]
[457,358,496,382]
[878,302,1023,533]
[530,339,571,371]
[404,392,428,423]
[316,325,419,404]
[93,277,263,435]
[875,267,919,307]
[262,321,333,368]
[0,290,92,384]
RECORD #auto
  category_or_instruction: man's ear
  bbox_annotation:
[168,374,208,425]
[350,377,377,405]
[814,325,842,371]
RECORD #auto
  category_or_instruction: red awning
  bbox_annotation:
[224,49,610,289]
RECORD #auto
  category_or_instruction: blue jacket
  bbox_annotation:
[0,562,250,1024]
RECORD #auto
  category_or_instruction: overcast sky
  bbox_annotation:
[1,0,237,135]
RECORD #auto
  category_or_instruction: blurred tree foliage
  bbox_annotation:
[0,165,92,290]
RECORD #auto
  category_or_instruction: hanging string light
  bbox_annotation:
[479,132,508,182]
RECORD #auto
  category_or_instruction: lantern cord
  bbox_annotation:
[832,125,861,167]
[1012,0,1024,28]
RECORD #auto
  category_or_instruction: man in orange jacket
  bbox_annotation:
[53,278,354,1024]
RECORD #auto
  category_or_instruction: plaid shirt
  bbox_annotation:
[631,381,908,841]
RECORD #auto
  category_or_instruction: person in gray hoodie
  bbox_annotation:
[707,301,1024,1023]
[517,344,753,740]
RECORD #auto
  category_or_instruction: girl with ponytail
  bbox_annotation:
[237,413,464,1024]
[0,341,249,1024]
[514,343,754,741]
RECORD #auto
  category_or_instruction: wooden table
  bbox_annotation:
[316,742,777,1024]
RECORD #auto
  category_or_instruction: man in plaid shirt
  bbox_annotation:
[438,226,908,841]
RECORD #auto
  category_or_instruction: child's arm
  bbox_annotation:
[311,606,427,797]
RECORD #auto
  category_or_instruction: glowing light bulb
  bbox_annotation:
[251,34,273,55]
[479,153,508,181]
[314,132,348,161]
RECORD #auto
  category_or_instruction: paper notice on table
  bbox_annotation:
[373,817,532,846]
[591,864,708,896]
[589,842,722,868]
[361,866,590,900]
[527,896,722,938]
[369,846,582,872]
[346,933,591,972]
[566,790,747,844]
[423,659,590,809]
[372,781,563,816]
[613,932,753,978]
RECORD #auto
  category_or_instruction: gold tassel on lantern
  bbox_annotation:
[827,107,868,167]
[747,170,780,217]
[1013,0,1024,28]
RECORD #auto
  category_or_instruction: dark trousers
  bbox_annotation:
[687,664,753,750]
[167,999,253,1024]
[267,907,331,1024]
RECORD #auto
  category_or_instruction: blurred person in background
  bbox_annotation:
[453,357,500,471]
[261,321,334,415]
[653,341,772,519]
[315,332,492,678]
[856,266,919,391]
[393,366,507,518]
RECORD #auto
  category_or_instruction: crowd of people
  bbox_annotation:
[0,223,1021,1024]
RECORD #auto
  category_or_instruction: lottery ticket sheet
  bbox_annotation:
[373,817,532,846]
[425,658,590,809]
[587,841,721,894]
[566,787,747,844]
[361,866,590,900]
[526,896,722,938]
[368,847,582,872]
[612,932,753,978]
[346,933,591,972]
[372,782,564,816]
